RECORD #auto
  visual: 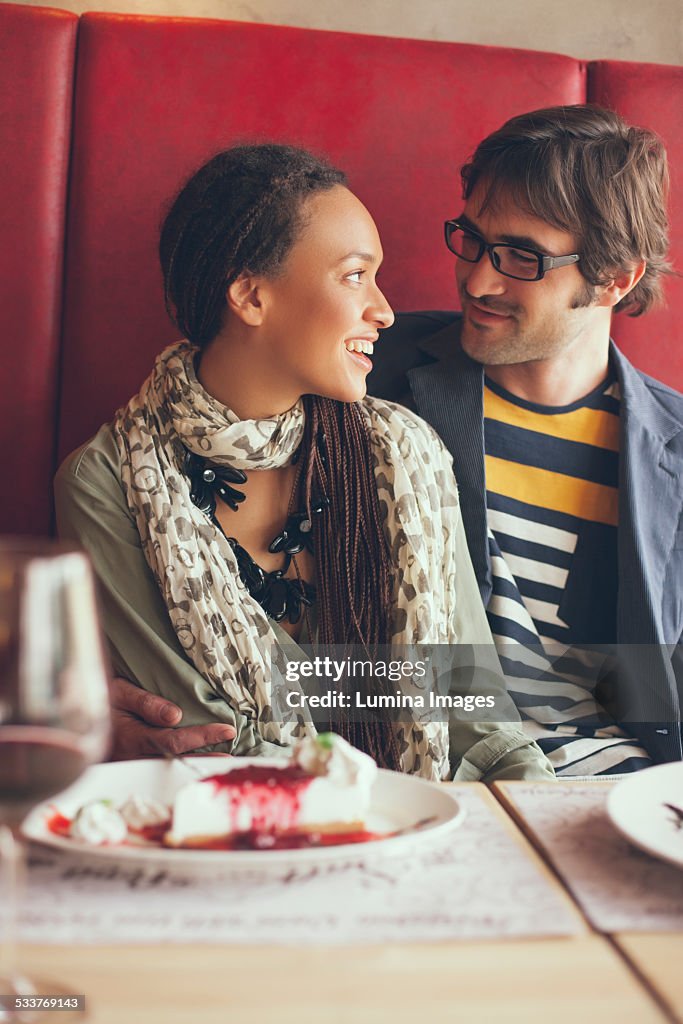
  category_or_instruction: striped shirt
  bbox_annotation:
[484,375,652,776]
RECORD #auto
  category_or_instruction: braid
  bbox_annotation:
[302,396,403,772]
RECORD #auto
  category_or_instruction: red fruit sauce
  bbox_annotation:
[46,765,383,850]
[46,810,71,837]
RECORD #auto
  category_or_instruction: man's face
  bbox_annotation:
[455,185,601,367]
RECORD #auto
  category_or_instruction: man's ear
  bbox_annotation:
[595,260,646,309]
[227,272,265,326]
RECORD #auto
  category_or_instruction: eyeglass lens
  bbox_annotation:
[448,225,540,280]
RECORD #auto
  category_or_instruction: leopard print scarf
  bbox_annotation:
[114,341,460,779]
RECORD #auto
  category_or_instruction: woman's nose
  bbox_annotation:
[368,285,395,329]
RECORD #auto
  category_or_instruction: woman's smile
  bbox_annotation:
[343,334,378,371]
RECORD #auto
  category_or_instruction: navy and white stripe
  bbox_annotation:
[483,377,651,776]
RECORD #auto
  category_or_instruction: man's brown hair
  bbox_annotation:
[461,104,672,315]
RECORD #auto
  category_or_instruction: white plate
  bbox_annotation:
[607,762,683,870]
[21,758,465,872]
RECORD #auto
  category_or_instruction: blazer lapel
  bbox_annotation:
[406,323,492,603]
[612,345,683,758]
[614,344,683,645]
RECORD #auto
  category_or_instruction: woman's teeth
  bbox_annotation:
[344,340,375,355]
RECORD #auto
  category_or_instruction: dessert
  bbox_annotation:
[165,733,377,848]
[48,734,380,850]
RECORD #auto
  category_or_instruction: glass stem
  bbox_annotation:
[0,825,32,1001]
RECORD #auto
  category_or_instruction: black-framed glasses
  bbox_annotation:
[444,219,580,282]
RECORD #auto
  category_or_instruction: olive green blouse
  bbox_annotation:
[55,424,554,782]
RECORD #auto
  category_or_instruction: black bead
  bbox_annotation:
[268,530,290,554]
[183,446,322,624]
[215,466,247,485]
[311,495,330,515]
[287,591,301,624]
[265,577,289,622]
[216,483,246,512]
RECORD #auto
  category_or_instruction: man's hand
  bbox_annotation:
[109,676,236,761]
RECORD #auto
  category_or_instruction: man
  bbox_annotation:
[112,104,682,773]
[368,104,682,774]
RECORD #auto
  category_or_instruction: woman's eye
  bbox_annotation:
[346,270,364,283]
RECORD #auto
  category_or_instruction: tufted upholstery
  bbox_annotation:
[56,15,584,459]
[0,4,680,536]
[589,60,683,385]
[0,3,77,534]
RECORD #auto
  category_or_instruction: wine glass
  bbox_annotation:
[0,539,111,1023]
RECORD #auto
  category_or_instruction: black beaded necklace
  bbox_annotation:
[183,447,328,624]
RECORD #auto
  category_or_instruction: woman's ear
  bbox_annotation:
[595,260,647,309]
[227,272,265,326]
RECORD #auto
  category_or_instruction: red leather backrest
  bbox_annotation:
[588,60,683,388]
[0,3,77,533]
[57,14,584,458]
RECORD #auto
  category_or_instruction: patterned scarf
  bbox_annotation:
[114,342,459,779]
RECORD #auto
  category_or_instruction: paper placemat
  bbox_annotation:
[497,783,683,933]
[16,787,581,945]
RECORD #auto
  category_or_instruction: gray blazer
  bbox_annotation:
[369,312,683,763]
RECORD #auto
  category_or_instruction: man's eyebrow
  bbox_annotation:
[457,214,482,235]
[498,233,553,256]
[458,214,554,256]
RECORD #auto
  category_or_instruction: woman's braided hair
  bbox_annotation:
[160,144,402,770]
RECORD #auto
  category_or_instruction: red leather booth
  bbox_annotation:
[0,3,681,535]
[589,59,683,383]
[0,3,76,535]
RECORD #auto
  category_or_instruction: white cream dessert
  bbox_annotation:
[118,795,170,832]
[61,796,171,846]
[69,801,128,845]
[164,733,378,849]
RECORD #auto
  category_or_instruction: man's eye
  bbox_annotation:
[460,231,482,253]
[508,248,537,264]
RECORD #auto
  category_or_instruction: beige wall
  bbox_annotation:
[13,0,683,64]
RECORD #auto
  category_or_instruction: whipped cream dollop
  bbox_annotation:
[293,733,377,788]
[118,796,170,831]
[69,801,128,845]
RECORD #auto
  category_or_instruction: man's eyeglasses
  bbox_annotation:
[444,219,580,282]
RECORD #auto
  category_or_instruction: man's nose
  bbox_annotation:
[459,253,507,298]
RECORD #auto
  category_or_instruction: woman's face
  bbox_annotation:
[256,185,394,404]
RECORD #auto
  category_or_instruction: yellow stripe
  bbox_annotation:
[486,456,618,526]
[484,386,619,451]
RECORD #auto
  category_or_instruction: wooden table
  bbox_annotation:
[21,937,670,1024]
[16,783,680,1024]
[615,935,683,1023]
[494,780,683,1024]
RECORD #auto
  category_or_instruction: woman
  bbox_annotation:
[55,143,553,781]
